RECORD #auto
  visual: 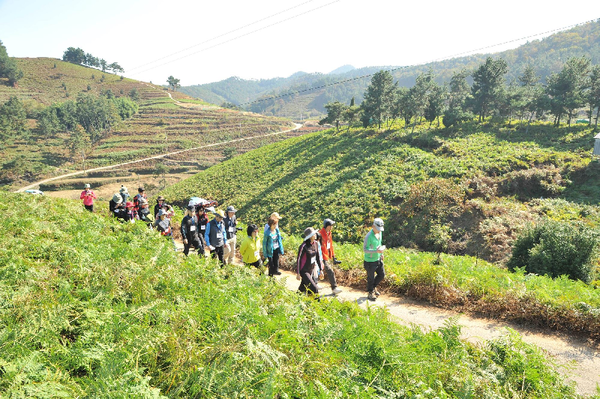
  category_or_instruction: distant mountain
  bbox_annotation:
[180,19,600,118]
[329,65,356,75]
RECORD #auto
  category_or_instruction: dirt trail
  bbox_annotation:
[15,122,302,193]
[172,239,600,396]
[271,269,599,396]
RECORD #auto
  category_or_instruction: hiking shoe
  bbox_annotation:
[332,287,342,295]
[333,258,342,265]
[367,291,377,301]
[273,271,282,276]
[374,288,381,296]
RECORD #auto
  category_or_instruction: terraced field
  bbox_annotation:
[1,58,321,193]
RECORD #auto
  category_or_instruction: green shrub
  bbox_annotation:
[507,220,600,283]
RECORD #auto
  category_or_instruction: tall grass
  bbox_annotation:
[0,192,589,397]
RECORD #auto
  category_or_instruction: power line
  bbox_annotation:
[238,17,599,107]
[128,0,319,72]
[129,0,341,77]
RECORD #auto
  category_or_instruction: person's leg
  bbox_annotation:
[364,261,376,293]
[216,246,225,265]
[302,271,319,295]
[323,260,337,289]
[85,204,93,212]
[183,242,191,256]
[373,259,386,290]
[225,236,236,264]
[271,248,281,274]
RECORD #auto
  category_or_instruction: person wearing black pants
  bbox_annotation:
[181,205,204,256]
[296,227,322,298]
[263,216,284,276]
[205,209,228,265]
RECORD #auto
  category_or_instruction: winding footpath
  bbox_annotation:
[272,270,600,396]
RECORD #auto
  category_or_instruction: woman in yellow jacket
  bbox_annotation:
[240,224,262,269]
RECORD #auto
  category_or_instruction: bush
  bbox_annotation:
[507,220,600,283]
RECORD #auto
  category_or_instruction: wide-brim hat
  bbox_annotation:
[112,193,123,204]
[270,212,282,220]
[139,198,149,206]
[303,227,318,241]
[157,209,168,217]
[157,196,165,202]
[126,201,134,208]
[84,183,90,188]
[214,209,226,218]
[119,185,129,194]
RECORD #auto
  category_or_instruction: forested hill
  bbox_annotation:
[180,18,600,118]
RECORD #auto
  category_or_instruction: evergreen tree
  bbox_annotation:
[546,57,591,126]
[360,70,397,130]
[586,65,600,128]
[0,96,27,140]
[470,57,508,122]
[443,69,472,128]
[0,40,23,86]
[319,101,348,132]
[167,76,181,91]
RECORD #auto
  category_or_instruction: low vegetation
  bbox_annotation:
[0,192,589,397]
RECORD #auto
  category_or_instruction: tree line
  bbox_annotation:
[0,40,23,86]
[320,56,600,132]
[0,90,139,165]
[62,47,124,74]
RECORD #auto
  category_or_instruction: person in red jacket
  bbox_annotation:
[80,184,97,212]
[319,218,342,295]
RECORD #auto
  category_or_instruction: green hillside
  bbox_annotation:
[161,121,599,263]
[0,192,585,398]
[180,19,600,117]
[0,58,298,191]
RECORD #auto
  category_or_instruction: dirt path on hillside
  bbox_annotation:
[15,122,302,193]
[269,270,599,396]
[171,237,599,396]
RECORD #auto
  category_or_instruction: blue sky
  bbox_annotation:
[0,0,597,86]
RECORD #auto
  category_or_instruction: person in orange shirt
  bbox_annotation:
[319,218,342,295]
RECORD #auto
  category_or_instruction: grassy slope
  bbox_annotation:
[0,58,296,189]
[160,121,600,338]
[0,192,585,398]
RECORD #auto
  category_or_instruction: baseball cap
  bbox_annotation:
[373,218,384,231]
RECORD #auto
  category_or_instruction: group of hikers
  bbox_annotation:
[80,184,386,301]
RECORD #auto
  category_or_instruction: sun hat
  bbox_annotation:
[303,227,318,241]
[119,185,128,194]
[126,201,134,208]
[139,198,148,206]
[157,209,168,217]
[270,212,282,220]
[112,193,123,204]
[138,187,145,192]
[226,205,237,213]
[157,196,165,202]
[214,209,226,218]
[84,183,90,189]
[323,218,335,228]
[373,218,385,231]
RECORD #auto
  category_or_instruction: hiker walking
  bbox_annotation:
[319,218,342,295]
[364,218,386,301]
[263,216,284,276]
[119,185,130,204]
[133,187,147,212]
[223,205,241,264]
[240,224,262,269]
[181,205,204,256]
[296,227,322,297]
[154,208,177,250]
[263,212,282,235]
[109,193,125,217]
[137,198,153,226]
[80,183,97,212]
[154,196,168,219]
[205,209,228,265]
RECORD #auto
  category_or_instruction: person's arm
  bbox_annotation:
[204,222,211,247]
[80,191,85,200]
[180,218,187,240]
[296,243,305,275]
[222,224,228,245]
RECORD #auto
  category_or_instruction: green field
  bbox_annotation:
[0,192,588,398]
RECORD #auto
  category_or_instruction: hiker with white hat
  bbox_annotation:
[263,216,284,276]
[263,212,282,235]
[109,193,125,217]
[80,183,97,212]
[364,218,386,301]
[319,218,342,295]
[223,205,241,264]
[205,209,228,265]
[154,208,177,250]
[119,185,130,204]
[296,227,322,297]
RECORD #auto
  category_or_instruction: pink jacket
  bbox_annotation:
[80,190,97,206]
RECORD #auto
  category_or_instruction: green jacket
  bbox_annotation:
[363,229,382,262]
[240,235,261,264]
